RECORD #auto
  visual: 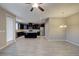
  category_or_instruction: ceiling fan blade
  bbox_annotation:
[25,3,31,4]
[30,8,33,11]
[38,3,42,4]
[38,6,44,12]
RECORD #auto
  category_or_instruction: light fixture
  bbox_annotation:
[59,25,64,28]
[32,3,38,8]
[59,25,67,28]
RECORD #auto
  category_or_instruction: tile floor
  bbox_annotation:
[0,37,79,56]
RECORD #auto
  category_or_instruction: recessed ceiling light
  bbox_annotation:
[32,3,38,8]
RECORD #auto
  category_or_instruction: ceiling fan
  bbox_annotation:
[26,3,44,12]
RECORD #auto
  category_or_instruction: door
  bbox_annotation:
[6,16,14,42]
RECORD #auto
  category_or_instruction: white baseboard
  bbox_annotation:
[66,40,79,46]
[0,44,8,50]
[0,40,16,50]
[7,40,16,45]
[48,39,65,41]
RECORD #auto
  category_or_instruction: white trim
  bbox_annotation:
[46,37,65,41]
[66,40,79,46]
[0,40,15,50]
[0,44,8,50]
[7,40,15,45]
[48,39,65,41]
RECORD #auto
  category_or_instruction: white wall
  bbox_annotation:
[0,7,16,49]
[45,17,66,41]
[16,22,18,30]
[66,13,79,46]
[45,19,49,39]
[0,8,7,49]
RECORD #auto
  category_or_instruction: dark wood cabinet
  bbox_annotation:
[24,33,37,38]
[16,22,45,38]
[16,32,25,38]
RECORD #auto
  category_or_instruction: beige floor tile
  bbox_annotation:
[0,37,79,56]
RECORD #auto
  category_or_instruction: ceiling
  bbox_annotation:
[0,3,79,23]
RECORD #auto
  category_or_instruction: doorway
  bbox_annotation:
[6,16,15,44]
